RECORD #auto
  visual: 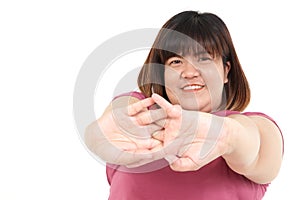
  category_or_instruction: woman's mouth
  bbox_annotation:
[182,84,205,91]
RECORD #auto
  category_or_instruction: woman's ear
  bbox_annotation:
[224,61,231,83]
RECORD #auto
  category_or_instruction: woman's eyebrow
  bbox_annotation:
[195,51,210,55]
[169,55,183,59]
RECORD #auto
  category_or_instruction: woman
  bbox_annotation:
[85,11,283,199]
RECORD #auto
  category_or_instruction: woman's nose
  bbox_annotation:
[181,62,200,79]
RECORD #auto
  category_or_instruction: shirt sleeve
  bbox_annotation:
[113,91,146,101]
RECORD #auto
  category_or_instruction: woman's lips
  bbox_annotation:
[182,84,205,91]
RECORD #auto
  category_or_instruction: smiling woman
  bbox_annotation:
[163,54,229,112]
[84,11,283,200]
[137,12,250,112]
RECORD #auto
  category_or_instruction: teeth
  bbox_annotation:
[183,85,204,90]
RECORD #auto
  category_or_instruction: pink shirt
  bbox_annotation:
[106,92,282,200]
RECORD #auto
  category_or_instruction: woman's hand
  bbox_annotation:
[85,96,166,168]
[150,94,283,184]
[151,93,230,171]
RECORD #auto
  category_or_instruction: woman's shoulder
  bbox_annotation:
[215,110,284,153]
[214,110,281,133]
[213,110,276,122]
[113,91,146,101]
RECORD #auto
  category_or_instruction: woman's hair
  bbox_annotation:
[137,11,250,111]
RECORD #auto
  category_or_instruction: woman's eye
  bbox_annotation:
[198,57,212,62]
[166,58,183,67]
[170,60,182,65]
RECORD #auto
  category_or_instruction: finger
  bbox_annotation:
[127,97,155,116]
[134,108,167,126]
[169,157,199,172]
[116,115,163,138]
[152,130,165,141]
[92,138,152,166]
[87,121,159,166]
[151,93,173,111]
[154,118,167,128]
[134,123,163,138]
[152,93,181,118]
[145,123,164,136]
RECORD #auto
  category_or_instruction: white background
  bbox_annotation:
[1,0,299,199]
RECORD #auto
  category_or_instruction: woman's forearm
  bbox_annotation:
[222,115,261,177]
[222,114,282,184]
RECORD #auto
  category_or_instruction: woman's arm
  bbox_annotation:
[150,93,283,184]
[222,114,283,184]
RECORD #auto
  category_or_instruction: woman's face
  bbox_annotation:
[164,53,230,112]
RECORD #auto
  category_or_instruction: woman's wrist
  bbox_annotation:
[209,115,237,159]
[221,117,239,156]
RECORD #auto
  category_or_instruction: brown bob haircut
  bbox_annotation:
[137,11,250,111]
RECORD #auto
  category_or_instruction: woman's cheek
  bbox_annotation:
[164,67,181,104]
